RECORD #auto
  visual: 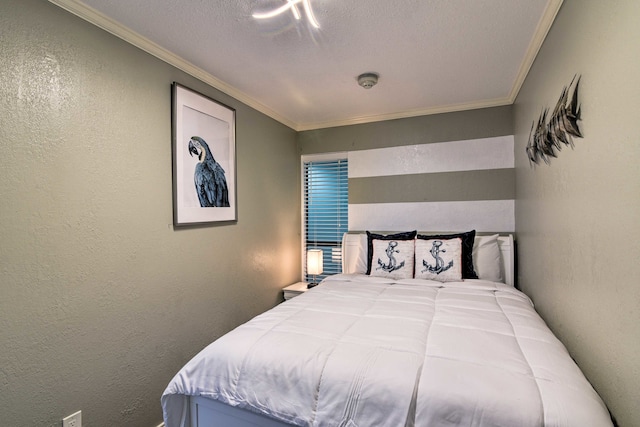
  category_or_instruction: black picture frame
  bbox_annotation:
[171,83,237,225]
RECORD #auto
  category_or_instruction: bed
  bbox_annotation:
[161,231,613,427]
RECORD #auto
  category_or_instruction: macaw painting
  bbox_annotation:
[188,136,230,207]
[180,101,231,210]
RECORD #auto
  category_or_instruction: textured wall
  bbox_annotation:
[0,1,299,426]
[514,0,640,425]
[299,107,514,233]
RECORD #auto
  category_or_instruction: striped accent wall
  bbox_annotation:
[348,136,515,232]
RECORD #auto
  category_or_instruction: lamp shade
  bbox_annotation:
[306,249,323,275]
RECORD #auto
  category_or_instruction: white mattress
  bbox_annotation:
[162,274,612,427]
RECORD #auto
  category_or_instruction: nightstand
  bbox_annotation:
[283,282,310,300]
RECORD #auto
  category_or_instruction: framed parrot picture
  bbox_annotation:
[172,83,237,225]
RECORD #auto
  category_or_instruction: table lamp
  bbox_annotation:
[306,249,323,288]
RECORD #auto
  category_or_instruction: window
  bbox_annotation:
[302,154,348,282]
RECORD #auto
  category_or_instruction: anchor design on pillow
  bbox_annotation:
[377,241,405,273]
[422,240,453,275]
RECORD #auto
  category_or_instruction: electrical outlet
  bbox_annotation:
[62,410,81,427]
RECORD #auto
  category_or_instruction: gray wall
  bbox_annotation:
[0,1,299,426]
[299,106,513,154]
[514,0,640,425]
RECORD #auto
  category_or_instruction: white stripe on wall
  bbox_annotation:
[349,200,515,232]
[348,136,514,178]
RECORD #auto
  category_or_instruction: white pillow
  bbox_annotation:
[473,234,503,283]
[341,233,368,274]
[415,238,463,282]
[355,233,368,273]
[370,239,415,280]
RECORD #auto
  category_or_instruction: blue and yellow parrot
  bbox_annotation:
[188,136,230,207]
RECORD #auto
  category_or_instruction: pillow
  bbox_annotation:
[417,230,478,279]
[366,231,417,274]
[353,233,368,274]
[473,234,503,283]
[415,238,463,282]
[370,238,415,280]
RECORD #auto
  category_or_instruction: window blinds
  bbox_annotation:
[303,158,348,282]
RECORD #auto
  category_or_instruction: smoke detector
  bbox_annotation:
[357,73,379,89]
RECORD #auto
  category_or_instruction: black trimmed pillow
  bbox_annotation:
[415,237,463,282]
[366,231,417,275]
[417,230,478,279]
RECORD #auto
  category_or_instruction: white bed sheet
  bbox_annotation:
[162,274,612,427]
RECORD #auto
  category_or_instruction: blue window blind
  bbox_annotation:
[304,158,348,282]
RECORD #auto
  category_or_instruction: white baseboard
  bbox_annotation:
[155,423,165,427]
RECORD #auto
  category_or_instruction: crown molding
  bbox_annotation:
[508,0,564,103]
[47,0,298,130]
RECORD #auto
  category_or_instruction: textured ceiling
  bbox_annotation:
[49,0,563,130]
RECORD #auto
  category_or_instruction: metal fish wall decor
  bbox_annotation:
[526,75,583,167]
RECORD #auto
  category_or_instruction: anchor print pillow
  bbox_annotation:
[370,239,415,280]
[415,237,463,282]
[366,231,417,274]
[417,230,478,279]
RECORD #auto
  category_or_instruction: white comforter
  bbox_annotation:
[161,274,612,427]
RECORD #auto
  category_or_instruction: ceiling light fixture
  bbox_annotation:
[253,0,320,29]
[357,73,379,89]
